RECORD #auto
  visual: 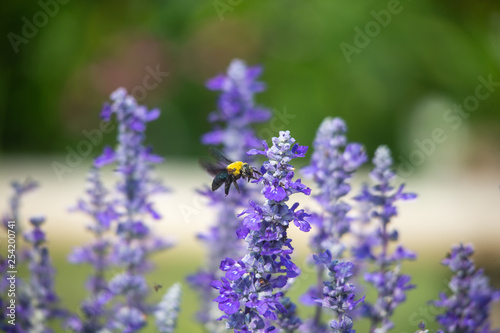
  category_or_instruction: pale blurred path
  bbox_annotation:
[1,156,499,255]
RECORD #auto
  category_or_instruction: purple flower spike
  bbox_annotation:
[313,250,364,333]
[23,215,68,329]
[202,59,271,161]
[0,179,48,332]
[189,59,272,330]
[303,117,367,255]
[73,88,173,332]
[212,131,310,332]
[431,244,500,333]
[67,167,117,331]
[301,117,367,331]
[353,145,417,331]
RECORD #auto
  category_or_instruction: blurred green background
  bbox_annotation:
[2,0,500,332]
[2,0,500,159]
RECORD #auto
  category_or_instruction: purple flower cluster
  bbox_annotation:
[313,250,364,333]
[354,146,417,331]
[302,117,367,257]
[300,117,366,331]
[68,168,116,331]
[23,216,67,331]
[189,59,271,330]
[212,131,310,332]
[432,244,500,333]
[0,179,39,332]
[85,88,173,332]
[202,58,271,160]
[97,87,167,217]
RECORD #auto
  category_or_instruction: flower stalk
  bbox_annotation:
[188,59,271,331]
[212,130,310,332]
[354,146,417,332]
[301,117,366,331]
[94,88,173,332]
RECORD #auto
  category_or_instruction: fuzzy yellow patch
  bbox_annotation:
[227,161,244,176]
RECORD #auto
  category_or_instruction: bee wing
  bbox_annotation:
[199,158,226,176]
[208,146,234,165]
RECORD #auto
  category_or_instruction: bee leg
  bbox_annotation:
[233,179,240,193]
[224,178,232,196]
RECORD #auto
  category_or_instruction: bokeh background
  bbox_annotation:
[1,0,500,332]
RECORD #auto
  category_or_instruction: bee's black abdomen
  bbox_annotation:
[212,171,228,191]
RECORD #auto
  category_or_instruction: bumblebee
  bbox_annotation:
[258,277,270,289]
[200,147,260,196]
[153,282,163,292]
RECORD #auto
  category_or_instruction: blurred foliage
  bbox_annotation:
[1,0,500,159]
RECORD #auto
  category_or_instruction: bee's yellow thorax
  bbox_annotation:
[227,161,244,176]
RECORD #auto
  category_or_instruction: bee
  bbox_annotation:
[153,282,163,292]
[200,147,261,196]
[257,277,271,289]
